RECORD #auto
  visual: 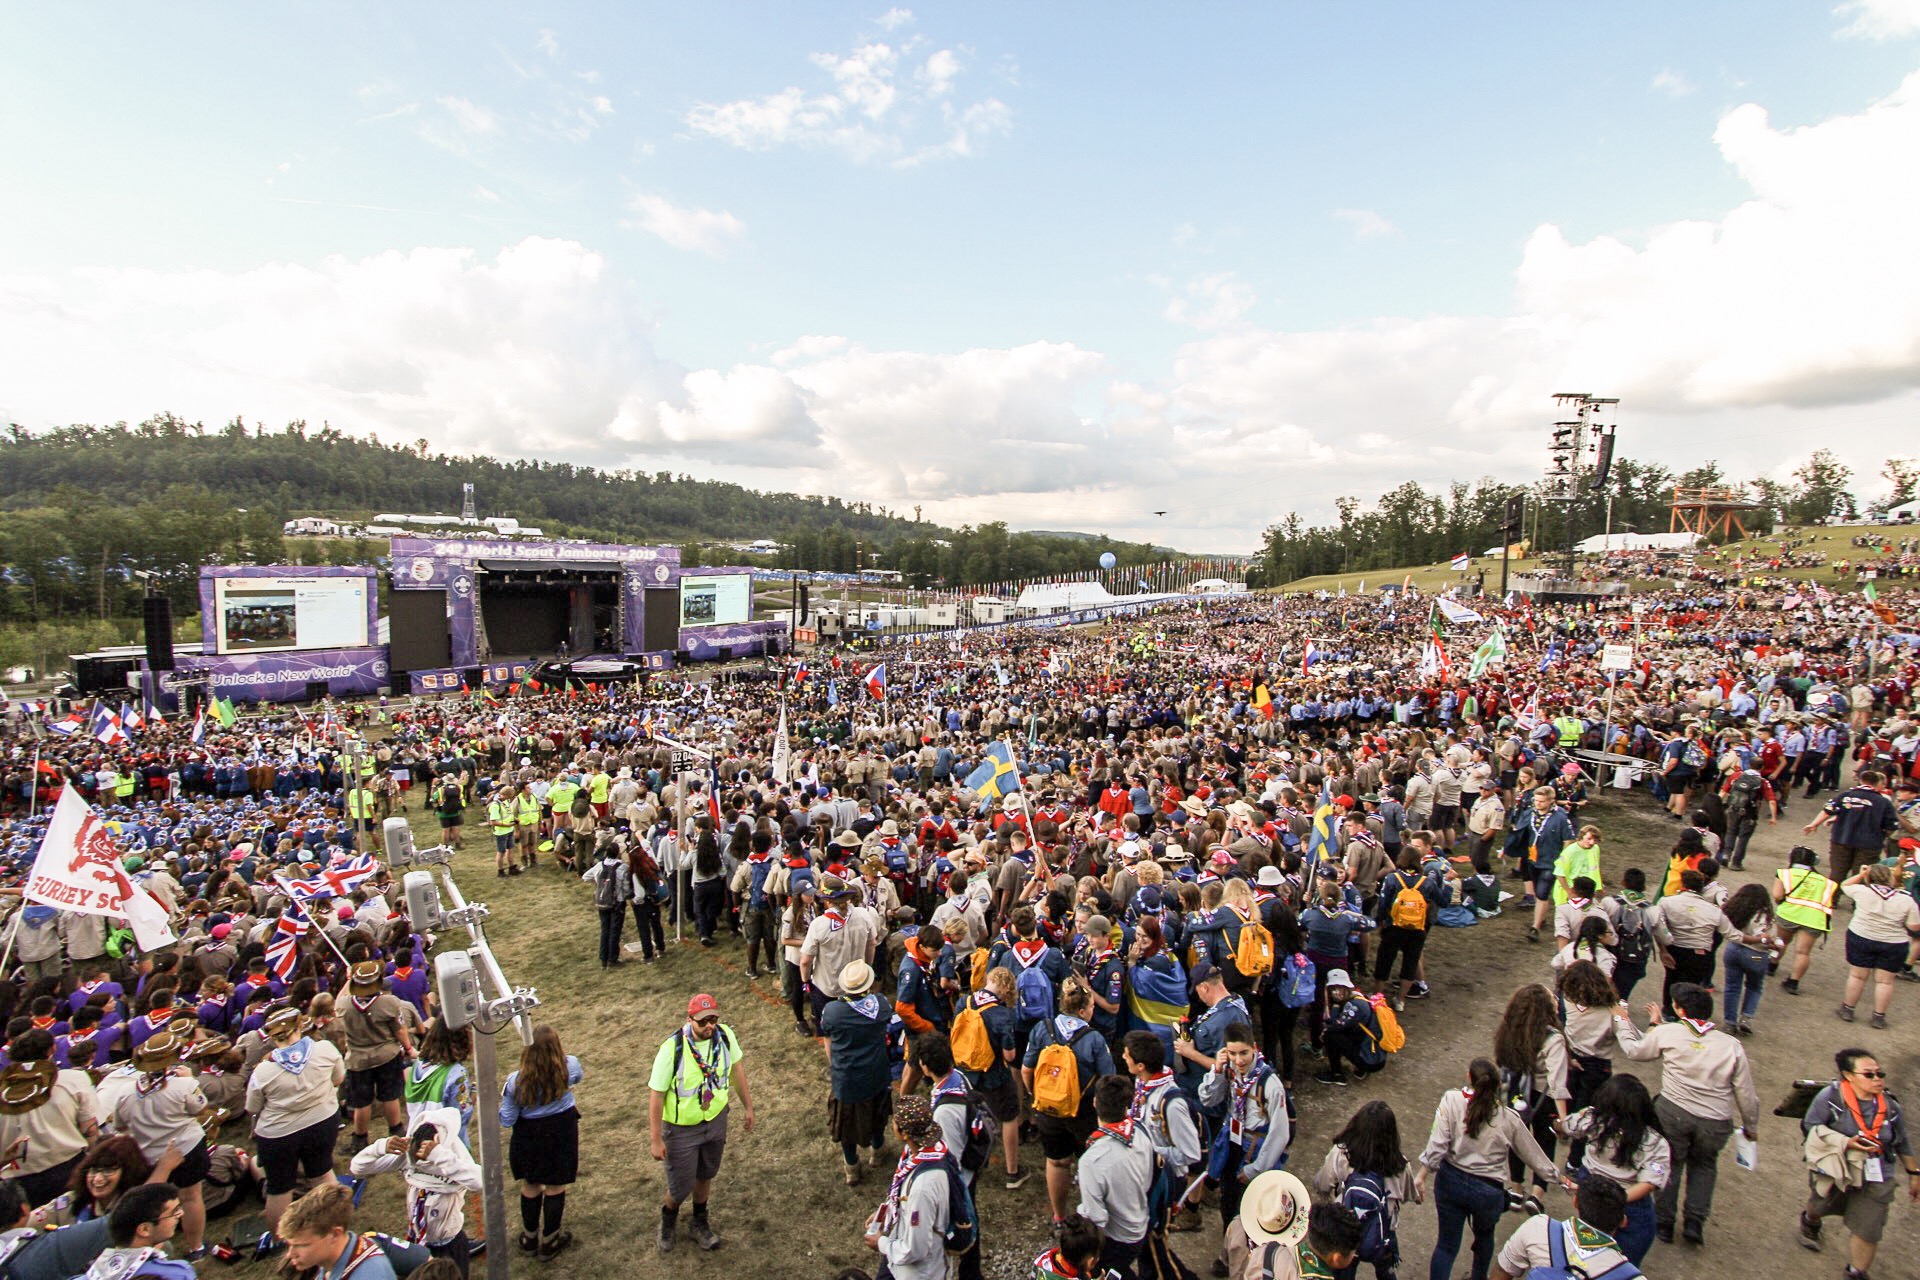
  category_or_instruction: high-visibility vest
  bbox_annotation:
[515,793,540,826]
[347,788,374,820]
[1776,866,1835,932]
[488,800,515,835]
[1554,716,1583,747]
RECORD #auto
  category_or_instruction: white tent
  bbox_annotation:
[1573,532,1702,555]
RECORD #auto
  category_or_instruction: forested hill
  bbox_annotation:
[0,415,930,544]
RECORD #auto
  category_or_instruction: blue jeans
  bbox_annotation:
[1618,1194,1656,1265]
[1722,942,1769,1022]
[1429,1162,1506,1280]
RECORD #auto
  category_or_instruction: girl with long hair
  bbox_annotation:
[1557,1074,1669,1264]
[1552,959,1623,1169]
[1551,915,1617,978]
[499,1024,583,1260]
[1492,984,1570,1195]
[1719,882,1775,1033]
[1414,1058,1567,1280]
[1312,1100,1414,1280]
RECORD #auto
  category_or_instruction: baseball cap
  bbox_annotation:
[1191,961,1223,987]
[687,994,719,1019]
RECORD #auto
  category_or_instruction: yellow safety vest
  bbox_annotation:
[1776,866,1835,932]
[347,788,374,820]
[1554,716,1583,747]
[488,800,515,835]
[515,793,540,826]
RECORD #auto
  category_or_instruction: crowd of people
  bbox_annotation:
[0,576,1915,1279]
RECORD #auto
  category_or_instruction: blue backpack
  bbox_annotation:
[1013,950,1056,1022]
[1277,953,1316,1009]
[882,841,911,874]
[1341,1169,1394,1264]
[1524,1220,1640,1280]
[905,1154,978,1255]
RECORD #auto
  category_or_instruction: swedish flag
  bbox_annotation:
[965,741,1022,801]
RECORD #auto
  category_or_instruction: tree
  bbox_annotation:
[1787,450,1857,525]
[1873,458,1920,518]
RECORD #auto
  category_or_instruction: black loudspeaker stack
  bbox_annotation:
[143,596,176,671]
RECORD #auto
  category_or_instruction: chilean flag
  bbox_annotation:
[864,663,887,701]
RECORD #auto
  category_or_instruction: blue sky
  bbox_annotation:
[4,2,1919,551]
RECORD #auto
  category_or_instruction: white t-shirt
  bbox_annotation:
[1844,883,1920,946]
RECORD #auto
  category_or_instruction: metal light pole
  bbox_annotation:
[388,820,540,1280]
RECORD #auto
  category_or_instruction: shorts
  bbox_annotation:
[1430,804,1459,832]
[663,1111,729,1203]
[1829,842,1881,883]
[1035,1107,1096,1161]
[972,1076,1022,1124]
[168,1138,213,1189]
[345,1056,406,1108]
[1806,1170,1896,1243]
[258,1116,341,1195]
[494,832,513,853]
[438,813,461,830]
[1373,925,1427,981]
[1844,931,1909,973]
[1533,869,1558,900]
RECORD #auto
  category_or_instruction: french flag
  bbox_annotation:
[49,709,84,737]
[90,703,126,745]
[1302,640,1316,675]
[190,707,207,746]
[864,664,887,700]
[120,702,144,732]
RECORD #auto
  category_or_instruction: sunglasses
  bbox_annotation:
[1852,1069,1888,1080]
[692,1016,720,1028]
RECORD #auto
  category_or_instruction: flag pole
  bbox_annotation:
[26,747,39,821]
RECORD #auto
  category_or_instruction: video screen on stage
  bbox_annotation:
[678,574,751,628]
[213,575,370,653]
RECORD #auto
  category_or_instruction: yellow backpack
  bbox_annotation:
[1233,910,1275,978]
[949,1003,995,1073]
[970,947,990,993]
[1364,993,1407,1053]
[1388,874,1429,931]
[1031,1021,1089,1117]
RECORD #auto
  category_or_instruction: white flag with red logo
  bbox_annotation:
[25,789,176,951]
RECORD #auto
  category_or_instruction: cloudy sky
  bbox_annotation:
[3,2,1919,552]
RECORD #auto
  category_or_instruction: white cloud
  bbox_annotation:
[685,24,1008,164]
[435,96,499,135]
[1651,68,1697,97]
[1836,0,1920,40]
[536,28,560,58]
[877,8,915,31]
[624,194,746,256]
[1164,273,1257,331]
[1331,208,1398,240]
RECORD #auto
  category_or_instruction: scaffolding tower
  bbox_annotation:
[1669,486,1760,541]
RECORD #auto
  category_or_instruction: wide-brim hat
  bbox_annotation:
[132,1030,185,1072]
[186,1034,233,1062]
[262,1006,307,1040]
[879,819,901,836]
[1241,1170,1313,1247]
[840,959,875,996]
[0,1062,56,1114]
[1178,797,1208,817]
[832,830,862,849]
[348,960,385,994]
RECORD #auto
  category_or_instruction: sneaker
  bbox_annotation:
[1844,1267,1872,1280]
[656,1223,674,1255]
[689,1216,721,1251]
[1870,1012,1888,1030]
[183,1247,209,1263]
[1897,967,1920,984]
[1838,1004,1857,1022]
[1654,1223,1674,1244]
[1312,1070,1350,1086]
[539,1231,573,1262]
[523,1232,542,1255]
[1781,977,1801,995]
[1797,1212,1822,1251]
[1526,926,1540,943]
[1005,1166,1030,1190]
[1681,1221,1704,1246]
[1407,983,1431,999]
[843,1164,861,1186]
[1392,997,1406,1012]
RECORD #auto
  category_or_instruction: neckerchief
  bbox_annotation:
[408,1188,430,1244]
[1678,1015,1714,1036]
[1094,1116,1136,1147]
[680,1026,731,1109]
[1228,1055,1271,1145]
[822,908,845,934]
[879,1140,950,1236]
[350,994,381,1015]
[932,1069,969,1108]
[133,1071,169,1098]
[1840,1079,1886,1142]
[1296,1243,1336,1280]
[1130,1069,1175,1126]
[30,1017,53,1032]
[844,994,884,1022]
[1564,1217,1620,1257]
[1031,1246,1086,1279]
[269,1036,313,1076]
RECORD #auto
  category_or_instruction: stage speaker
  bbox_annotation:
[797,584,810,618]
[143,596,175,671]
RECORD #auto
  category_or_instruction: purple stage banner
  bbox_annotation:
[169,646,389,703]
[679,620,789,661]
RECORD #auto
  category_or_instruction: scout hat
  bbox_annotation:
[1241,1169,1313,1247]
[348,960,386,995]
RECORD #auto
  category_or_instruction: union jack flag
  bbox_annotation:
[285,853,379,901]
[264,908,309,980]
